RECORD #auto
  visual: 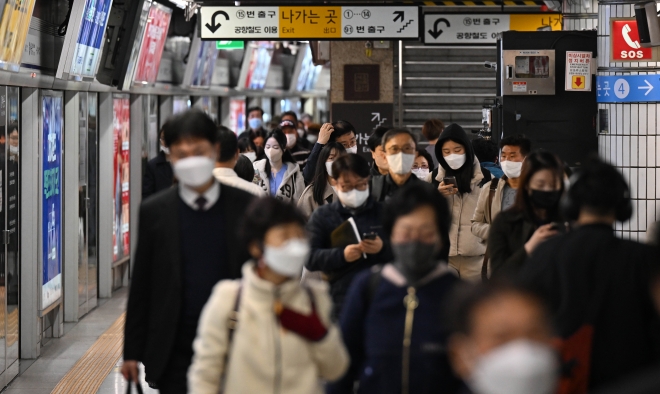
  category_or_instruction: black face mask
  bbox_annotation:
[392,242,439,285]
[529,190,561,210]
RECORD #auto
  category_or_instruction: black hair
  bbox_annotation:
[472,138,499,164]
[382,128,417,149]
[500,134,532,156]
[312,142,346,206]
[436,124,477,195]
[331,154,371,181]
[163,109,218,147]
[281,111,298,123]
[416,148,435,172]
[240,197,306,251]
[234,154,256,182]
[422,119,444,141]
[512,150,565,221]
[237,135,257,153]
[263,128,297,178]
[217,127,238,162]
[383,183,451,260]
[566,157,630,218]
[329,120,356,142]
[367,125,391,152]
[247,106,264,117]
[448,282,548,335]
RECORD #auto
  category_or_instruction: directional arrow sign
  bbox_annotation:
[393,11,404,23]
[597,75,660,103]
[371,112,381,122]
[428,18,450,39]
[205,11,229,33]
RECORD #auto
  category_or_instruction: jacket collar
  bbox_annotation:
[243,261,301,301]
[381,262,454,288]
[434,157,484,186]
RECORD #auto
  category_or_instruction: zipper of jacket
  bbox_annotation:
[402,287,418,394]
[455,193,462,256]
[273,288,283,394]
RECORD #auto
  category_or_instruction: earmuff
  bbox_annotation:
[560,163,632,222]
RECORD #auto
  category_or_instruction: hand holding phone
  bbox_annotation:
[362,232,377,240]
[439,176,458,196]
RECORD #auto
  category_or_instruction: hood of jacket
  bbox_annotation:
[435,124,476,173]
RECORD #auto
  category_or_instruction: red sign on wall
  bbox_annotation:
[611,19,652,61]
[134,4,172,84]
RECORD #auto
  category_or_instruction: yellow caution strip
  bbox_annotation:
[51,314,125,394]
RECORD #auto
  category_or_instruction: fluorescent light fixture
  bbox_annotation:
[169,0,189,9]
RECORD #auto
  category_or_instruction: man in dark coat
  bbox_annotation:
[142,126,173,199]
[122,110,254,393]
[519,158,660,392]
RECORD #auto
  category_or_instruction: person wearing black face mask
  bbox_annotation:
[327,183,462,394]
[487,151,565,278]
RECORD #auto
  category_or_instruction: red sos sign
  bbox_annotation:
[612,20,652,60]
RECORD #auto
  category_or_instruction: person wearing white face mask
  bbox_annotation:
[122,109,256,392]
[253,128,305,204]
[413,148,435,180]
[448,283,558,394]
[471,135,531,280]
[429,124,488,282]
[280,119,311,171]
[142,123,175,199]
[371,128,436,203]
[189,198,349,394]
[306,154,392,318]
[302,120,360,184]
[298,142,347,219]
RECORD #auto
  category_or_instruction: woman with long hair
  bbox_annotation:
[253,129,305,204]
[488,150,565,277]
[297,142,346,218]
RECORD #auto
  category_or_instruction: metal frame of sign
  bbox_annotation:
[422,12,562,46]
[199,4,422,41]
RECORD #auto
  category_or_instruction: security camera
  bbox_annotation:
[484,61,497,70]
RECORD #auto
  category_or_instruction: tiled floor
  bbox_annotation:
[1,288,156,394]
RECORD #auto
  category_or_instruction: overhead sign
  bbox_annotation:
[423,13,561,44]
[611,19,652,61]
[596,75,660,103]
[200,6,420,40]
[216,41,244,50]
[565,51,592,91]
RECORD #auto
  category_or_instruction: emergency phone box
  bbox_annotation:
[501,50,556,95]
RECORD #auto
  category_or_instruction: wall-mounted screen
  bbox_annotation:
[0,0,37,72]
[183,28,219,88]
[237,42,274,91]
[133,2,171,85]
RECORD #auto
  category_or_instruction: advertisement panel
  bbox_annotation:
[230,99,245,134]
[191,41,219,87]
[133,3,172,84]
[42,95,63,309]
[71,0,114,77]
[112,96,130,262]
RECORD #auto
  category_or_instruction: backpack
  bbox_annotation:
[480,178,500,282]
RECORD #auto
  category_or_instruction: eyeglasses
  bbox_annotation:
[337,180,369,192]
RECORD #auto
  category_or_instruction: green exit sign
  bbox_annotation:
[216,41,244,50]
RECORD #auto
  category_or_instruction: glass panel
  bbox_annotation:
[0,86,7,374]
[6,86,18,368]
[78,93,88,317]
[87,93,98,310]
[514,56,550,78]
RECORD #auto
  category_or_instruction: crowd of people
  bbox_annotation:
[131,108,660,394]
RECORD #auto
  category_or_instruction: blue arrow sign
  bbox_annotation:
[597,75,660,103]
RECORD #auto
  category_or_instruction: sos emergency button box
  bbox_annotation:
[611,19,653,61]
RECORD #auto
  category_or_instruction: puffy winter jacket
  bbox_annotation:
[253,159,305,204]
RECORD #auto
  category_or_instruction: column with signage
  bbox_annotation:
[596,4,659,240]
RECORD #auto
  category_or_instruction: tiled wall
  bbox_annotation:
[598,2,660,242]
[563,0,598,31]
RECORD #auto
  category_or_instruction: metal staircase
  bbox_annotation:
[395,42,498,138]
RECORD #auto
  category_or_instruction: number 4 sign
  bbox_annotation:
[611,19,652,61]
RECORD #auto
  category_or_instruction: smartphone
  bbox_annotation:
[550,222,568,234]
[443,176,457,187]
[362,232,377,240]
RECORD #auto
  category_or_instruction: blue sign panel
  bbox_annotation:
[596,75,660,103]
[42,95,62,309]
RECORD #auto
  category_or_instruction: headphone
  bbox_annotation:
[560,163,633,222]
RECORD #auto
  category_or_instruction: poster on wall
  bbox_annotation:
[230,99,245,134]
[42,95,63,309]
[133,3,172,84]
[113,96,130,262]
[71,0,114,77]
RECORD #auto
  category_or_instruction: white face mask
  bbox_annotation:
[285,133,297,149]
[297,128,305,138]
[9,145,18,155]
[412,168,430,179]
[263,238,310,277]
[325,161,334,177]
[337,187,370,208]
[387,152,415,175]
[307,134,318,144]
[160,145,170,155]
[501,160,523,179]
[242,152,257,162]
[265,147,283,163]
[444,153,466,170]
[172,156,215,188]
[469,340,558,394]
[345,145,358,155]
